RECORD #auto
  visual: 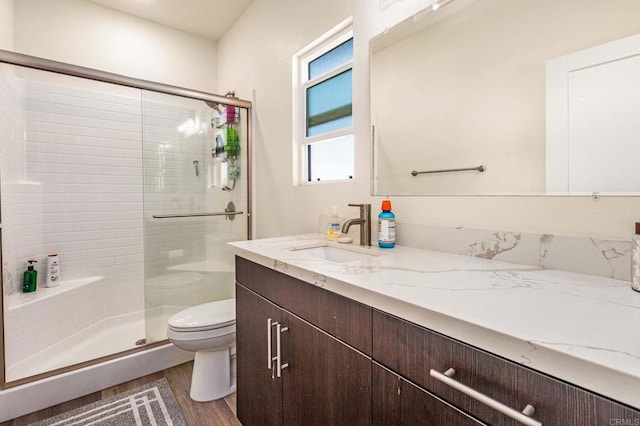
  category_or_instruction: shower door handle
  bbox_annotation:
[152,211,244,219]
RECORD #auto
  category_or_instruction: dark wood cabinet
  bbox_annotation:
[372,362,483,425]
[373,309,640,425]
[235,258,372,426]
[236,256,640,425]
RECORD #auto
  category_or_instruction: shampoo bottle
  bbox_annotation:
[327,206,341,241]
[22,260,38,293]
[378,199,396,248]
[46,253,60,287]
[632,223,640,292]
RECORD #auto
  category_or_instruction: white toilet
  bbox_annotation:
[167,298,236,402]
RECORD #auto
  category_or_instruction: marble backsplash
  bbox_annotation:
[317,215,631,281]
[397,223,632,281]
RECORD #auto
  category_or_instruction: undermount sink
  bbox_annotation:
[292,245,380,263]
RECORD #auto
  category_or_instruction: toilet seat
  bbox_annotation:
[168,299,235,333]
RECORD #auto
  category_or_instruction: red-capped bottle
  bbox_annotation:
[377,199,395,248]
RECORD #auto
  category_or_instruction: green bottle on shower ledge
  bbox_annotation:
[22,260,37,293]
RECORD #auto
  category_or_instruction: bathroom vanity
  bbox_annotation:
[228,235,640,425]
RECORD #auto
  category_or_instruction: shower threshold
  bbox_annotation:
[5,311,145,382]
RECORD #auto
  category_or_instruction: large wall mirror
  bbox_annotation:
[371,0,640,196]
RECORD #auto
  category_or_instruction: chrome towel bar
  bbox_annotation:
[411,165,486,176]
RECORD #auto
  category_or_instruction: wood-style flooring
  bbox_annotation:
[1,361,241,426]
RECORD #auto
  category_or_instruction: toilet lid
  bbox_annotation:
[168,299,235,332]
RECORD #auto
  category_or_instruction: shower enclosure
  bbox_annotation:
[0,51,251,385]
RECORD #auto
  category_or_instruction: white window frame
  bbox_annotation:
[292,17,354,185]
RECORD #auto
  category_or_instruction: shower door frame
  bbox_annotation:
[0,49,253,389]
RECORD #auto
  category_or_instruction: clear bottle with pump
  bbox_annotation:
[22,260,38,293]
[327,206,341,241]
[378,199,396,248]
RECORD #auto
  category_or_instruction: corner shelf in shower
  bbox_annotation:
[7,276,104,310]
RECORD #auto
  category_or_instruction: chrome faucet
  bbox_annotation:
[341,203,371,246]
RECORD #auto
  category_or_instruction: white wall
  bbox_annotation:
[217,0,640,241]
[217,0,359,239]
[0,0,13,50]
[13,0,217,93]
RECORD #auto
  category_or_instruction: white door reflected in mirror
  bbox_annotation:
[370,0,640,196]
[546,33,640,195]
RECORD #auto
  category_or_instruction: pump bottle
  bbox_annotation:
[22,260,38,293]
[327,206,341,241]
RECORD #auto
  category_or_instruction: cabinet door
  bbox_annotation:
[372,362,484,425]
[236,284,283,426]
[281,311,371,426]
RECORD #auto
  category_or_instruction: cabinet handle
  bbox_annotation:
[267,319,278,370]
[430,368,542,426]
[276,323,289,378]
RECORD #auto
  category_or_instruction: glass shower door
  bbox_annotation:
[1,65,147,382]
[141,90,248,344]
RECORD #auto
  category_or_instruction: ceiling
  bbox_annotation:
[85,0,254,41]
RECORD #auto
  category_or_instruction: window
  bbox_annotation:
[293,19,354,183]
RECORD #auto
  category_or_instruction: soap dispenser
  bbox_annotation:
[22,260,38,293]
[327,206,341,241]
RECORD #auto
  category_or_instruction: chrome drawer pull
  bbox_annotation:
[276,323,289,377]
[430,368,542,426]
[267,319,272,369]
[267,319,278,370]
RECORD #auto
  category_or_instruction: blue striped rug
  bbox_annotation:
[32,378,187,426]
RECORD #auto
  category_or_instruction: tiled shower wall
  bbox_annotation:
[17,76,145,303]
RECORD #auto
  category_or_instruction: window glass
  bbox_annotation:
[308,39,354,80]
[294,21,353,184]
[307,134,354,181]
[306,69,353,137]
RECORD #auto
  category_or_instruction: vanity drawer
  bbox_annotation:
[372,362,483,425]
[372,309,640,425]
[235,257,372,355]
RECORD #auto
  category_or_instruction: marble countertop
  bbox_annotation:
[227,234,640,409]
